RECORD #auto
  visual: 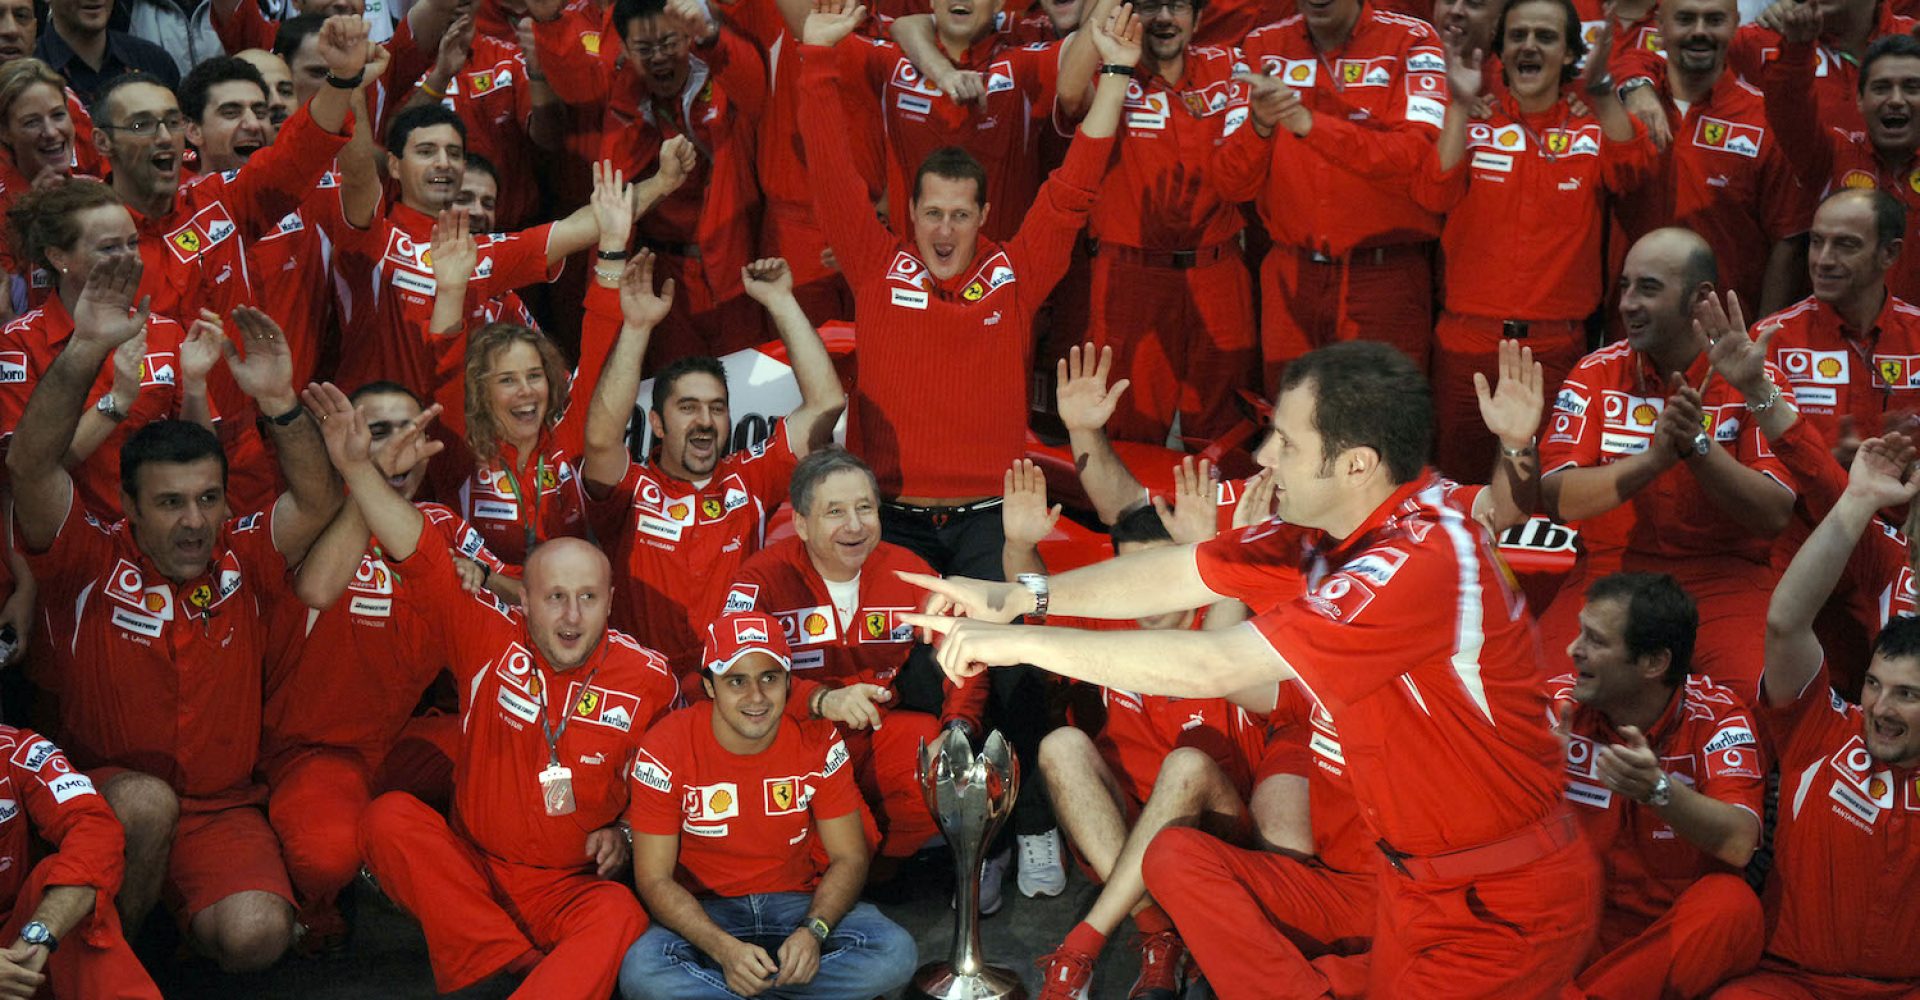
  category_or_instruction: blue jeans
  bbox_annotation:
[619,894,918,1000]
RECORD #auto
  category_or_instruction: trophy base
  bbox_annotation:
[904,961,1029,1000]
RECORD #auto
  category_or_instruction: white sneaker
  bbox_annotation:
[1017,829,1067,898]
[956,849,1013,916]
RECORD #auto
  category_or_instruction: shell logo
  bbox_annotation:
[1286,63,1312,84]
[1816,357,1843,379]
[1910,167,1920,196]
[803,612,829,637]
[668,502,691,521]
[144,592,167,614]
[709,788,733,813]
[1631,403,1658,426]
[1869,775,1889,800]
[1497,130,1519,148]
[1842,170,1878,190]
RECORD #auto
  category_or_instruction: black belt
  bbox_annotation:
[1297,243,1428,267]
[1088,238,1240,270]
[883,497,1005,516]
[1502,320,1530,339]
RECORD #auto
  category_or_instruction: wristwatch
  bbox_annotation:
[806,916,832,943]
[1646,771,1673,807]
[1016,573,1050,622]
[95,393,128,423]
[19,920,56,952]
[1616,76,1654,102]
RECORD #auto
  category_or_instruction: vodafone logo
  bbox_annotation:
[506,645,533,675]
[1848,747,1873,772]
[1566,738,1591,766]
[116,565,143,596]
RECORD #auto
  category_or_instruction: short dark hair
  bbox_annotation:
[1585,572,1697,685]
[1277,342,1432,484]
[790,447,879,517]
[649,356,728,414]
[1678,233,1719,293]
[120,419,227,497]
[91,71,171,124]
[350,380,424,406]
[463,151,499,183]
[1824,188,1908,249]
[273,13,327,61]
[179,56,268,123]
[1860,33,1920,94]
[913,147,988,206]
[386,103,467,154]
[1873,613,1920,664]
[614,0,669,34]
[1110,505,1173,552]
[1493,0,1588,83]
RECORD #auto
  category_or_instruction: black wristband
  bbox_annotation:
[1100,63,1133,76]
[596,249,633,261]
[325,70,365,89]
[267,403,306,426]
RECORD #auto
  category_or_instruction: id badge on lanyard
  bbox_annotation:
[533,663,597,817]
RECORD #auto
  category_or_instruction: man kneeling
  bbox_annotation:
[619,613,918,999]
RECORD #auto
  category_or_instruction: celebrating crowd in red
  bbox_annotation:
[0,0,1915,994]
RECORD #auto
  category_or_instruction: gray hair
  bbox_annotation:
[791,446,880,516]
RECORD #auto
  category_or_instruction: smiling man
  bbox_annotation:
[1718,435,1920,998]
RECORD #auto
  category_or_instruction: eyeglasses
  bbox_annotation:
[627,34,684,59]
[1133,0,1194,16]
[102,112,186,137]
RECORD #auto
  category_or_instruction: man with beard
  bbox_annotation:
[1712,436,1920,998]
[1537,228,1800,700]
[583,254,845,684]
[1764,27,1920,303]
[1608,0,1815,315]
[7,254,342,973]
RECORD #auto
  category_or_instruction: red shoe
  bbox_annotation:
[1128,931,1186,1000]
[1036,945,1096,1000]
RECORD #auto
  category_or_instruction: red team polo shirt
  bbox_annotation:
[1434,94,1656,320]
[1091,47,1252,252]
[724,535,989,726]
[391,24,541,230]
[1848,520,1916,631]
[629,704,861,897]
[1758,663,1920,981]
[261,503,506,777]
[590,421,798,673]
[20,488,291,803]
[0,726,123,924]
[396,539,679,868]
[1757,294,1920,448]
[1261,685,1375,874]
[0,304,190,516]
[1732,4,1917,136]
[243,175,339,394]
[1216,6,1450,256]
[1198,474,1566,857]
[1608,59,1816,309]
[1542,341,1799,568]
[840,35,1060,244]
[1548,673,1767,947]
[799,42,1110,499]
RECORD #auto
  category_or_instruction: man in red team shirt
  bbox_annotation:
[1214,0,1451,380]
[582,253,844,680]
[1609,0,1814,315]
[0,725,161,999]
[1764,29,1920,309]
[721,448,986,868]
[906,341,1600,997]
[325,380,677,999]
[1754,191,1920,460]
[1737,0,1915,137]
[261,381,513,948]
[1538,228,1799,699]
[617,613,918,999]
[1717,437,1920,998]
[8,255,343,973]
[1552,574,1768,998]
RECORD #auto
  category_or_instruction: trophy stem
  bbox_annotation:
[950,846,988,975]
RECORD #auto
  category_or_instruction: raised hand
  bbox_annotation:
[1089,1,1143,67]
[1002,458,1062,548]
[1579,10,1615,94]
[1055,343,1130,433]
[302,381,372,471]
[590,160,638,246]
[1443,26,1484,101]
[739,257,795,306]
[434,13,476,80]
[431,208,478,280]
[1774,0,1819,44]
[372,401,447,480]
[1153,456,1218,545]
[620,250,677,328]
[1233,69,1308,136]
[69,254,150,353]
[1845,433,1920,510]
[1232,469,1277,529]
[1474,339,1544,452]
[109,330,149,405]
[666,0,719,43]
[222,308,296,408]
[316,14,373,80]
[180,310,226,383]
[802,0,868,46]
[1699,291,1775,400]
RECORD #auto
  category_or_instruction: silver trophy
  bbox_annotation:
[907,727,1027,1000]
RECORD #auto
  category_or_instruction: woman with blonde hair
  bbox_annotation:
[0,58,102,315]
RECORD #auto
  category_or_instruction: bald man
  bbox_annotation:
[305,384,679,999]
[1536,228,1800,700]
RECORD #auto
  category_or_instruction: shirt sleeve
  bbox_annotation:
[807,725,863,821]
[1757,660,1857,770]
[421,502,510,575]
[1599,115,1658,195]
[1727,363,1798,497]
[553,280,622,457]
[1695,705,1767,821]
[1193,522,1311,614]
[532,5,614,109]
[468,224,563,301]
[798,40,918,285]
[1540,363,1604,474]
[19,484,113,590]
[626,738,687,835]
[737,417,800,508]
[703,27,769,122]
[1758,130,1817,243]
[213,104,353,239]
[1758,40,1835,188]
[8,731,125,943]
[1005,127,1115,304]
[385,524,515,685]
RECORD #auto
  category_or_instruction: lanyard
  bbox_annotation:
[498,454,547,557]
[534,662,600,768]
[1514,105,1571,164]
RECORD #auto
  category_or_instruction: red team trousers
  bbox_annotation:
[1085,249,1256,446]
[1259,244,1435,392]
[1430,313,1584,484]
[1578,874,1765,999]
[358,792,647,997]
[844,710,944,860]
[267,715,461,923]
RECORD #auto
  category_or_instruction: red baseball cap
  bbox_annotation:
[703,612,792,675]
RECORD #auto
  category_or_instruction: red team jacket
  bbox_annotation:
[1757,293,1920,449]
[0,726,123,928]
